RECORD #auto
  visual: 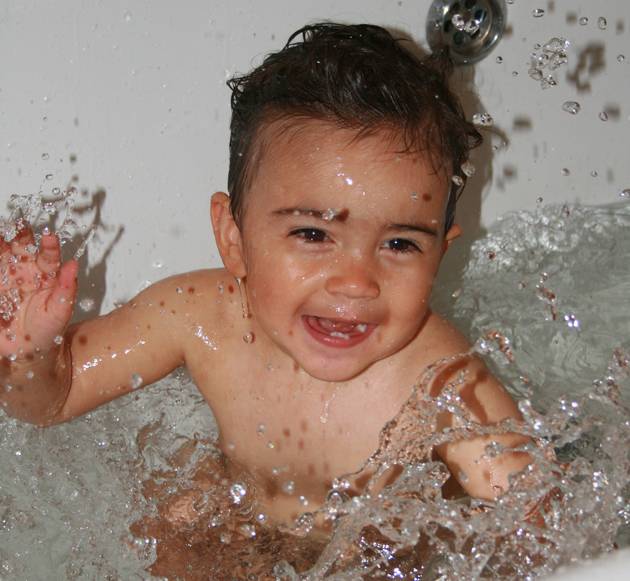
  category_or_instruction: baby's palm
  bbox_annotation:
[0,221,77,357]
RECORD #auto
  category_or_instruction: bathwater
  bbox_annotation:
[0,198,628,579]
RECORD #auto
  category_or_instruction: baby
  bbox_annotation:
[0,23,530,527]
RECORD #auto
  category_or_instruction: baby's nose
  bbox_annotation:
[324,256,380,300]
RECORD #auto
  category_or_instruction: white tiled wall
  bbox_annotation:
[1,0,628,308]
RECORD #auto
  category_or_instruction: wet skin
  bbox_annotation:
[0,120,530,526]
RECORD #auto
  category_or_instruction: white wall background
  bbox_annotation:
[1,0,629,311]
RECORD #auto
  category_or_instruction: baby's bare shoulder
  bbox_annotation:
[147,268,241,326]
[414,310,471,361]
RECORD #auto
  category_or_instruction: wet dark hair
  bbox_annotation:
[226,22,482,232]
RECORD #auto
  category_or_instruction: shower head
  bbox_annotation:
[426,0,507,65]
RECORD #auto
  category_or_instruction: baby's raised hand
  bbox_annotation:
[0,219,78,359]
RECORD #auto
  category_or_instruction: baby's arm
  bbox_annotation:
[426,319,532,500]
[432,356,532,500]
[0,221,186,425]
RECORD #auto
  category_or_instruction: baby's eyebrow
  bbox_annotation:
[386,222,439,237]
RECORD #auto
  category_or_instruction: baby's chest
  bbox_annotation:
[210,372,408,489]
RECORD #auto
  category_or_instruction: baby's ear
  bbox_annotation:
[210,192,247,277]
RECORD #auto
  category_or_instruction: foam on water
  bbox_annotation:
[0,202,629,579]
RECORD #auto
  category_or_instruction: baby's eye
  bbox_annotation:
[384,238,421,253]
[290,228,329,243]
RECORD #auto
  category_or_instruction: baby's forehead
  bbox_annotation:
[255,116,448,178]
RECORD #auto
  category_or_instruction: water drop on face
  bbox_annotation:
[243,331,255,344]
[562,101,581,115]
[256,423,266,436]
[599,111,609,121]
[25,370,34,380]
[532,8,545,18]
[598,16,607,30]
[53,335,64,345]
[579,16,589,25]
[282,480,295,495]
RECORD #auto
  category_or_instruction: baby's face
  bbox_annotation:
[237,119,456,381]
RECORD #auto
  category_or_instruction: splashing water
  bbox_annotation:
[529,38,570,89]
[0,203,628,579]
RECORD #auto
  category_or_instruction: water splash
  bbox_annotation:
[529,38,570,89]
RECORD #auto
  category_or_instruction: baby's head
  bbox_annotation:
[226,22,481,234]
[212,22,483,380]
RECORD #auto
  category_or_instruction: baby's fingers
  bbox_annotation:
[45,260,78,322]
[36,233,62,274]
[9,222,36,259]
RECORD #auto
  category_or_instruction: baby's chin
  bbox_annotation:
[296,358,376,383]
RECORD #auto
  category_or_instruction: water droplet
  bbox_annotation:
[536,196,544,204]
[78,297,95,312]
[410,191,419,201]
[599,111,609,121]
[175,287,183,294]
[461,161,476,177]
[472,112,494,127]
[256,423,266,436]
[243,331,255,343]
[45,173,53,180]
[229,482,247,504]
[532,8,545,18]
[451,175,464,187]
[591,170,599,177]
[130,373,143,389]
[52,187,60,195]
[562,101,581,115]
[561,168,570,176]
[25,370,34,380]
[41,153,49,160]
[282,480,295,495]
[598,16,607,30]
[299,495,309,506]
[496,56,503,64]
[267,441,275,449]
[451,13,466,31]
[152,260,163,269]
[579,16,589,25]
[512,70,519,76]
[618,54,626,63]
[7,353,17,362]
[619,188,630,199]
[123,11,132,22]
[53,335,64,345]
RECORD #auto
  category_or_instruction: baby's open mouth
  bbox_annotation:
[302,315,374,347]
